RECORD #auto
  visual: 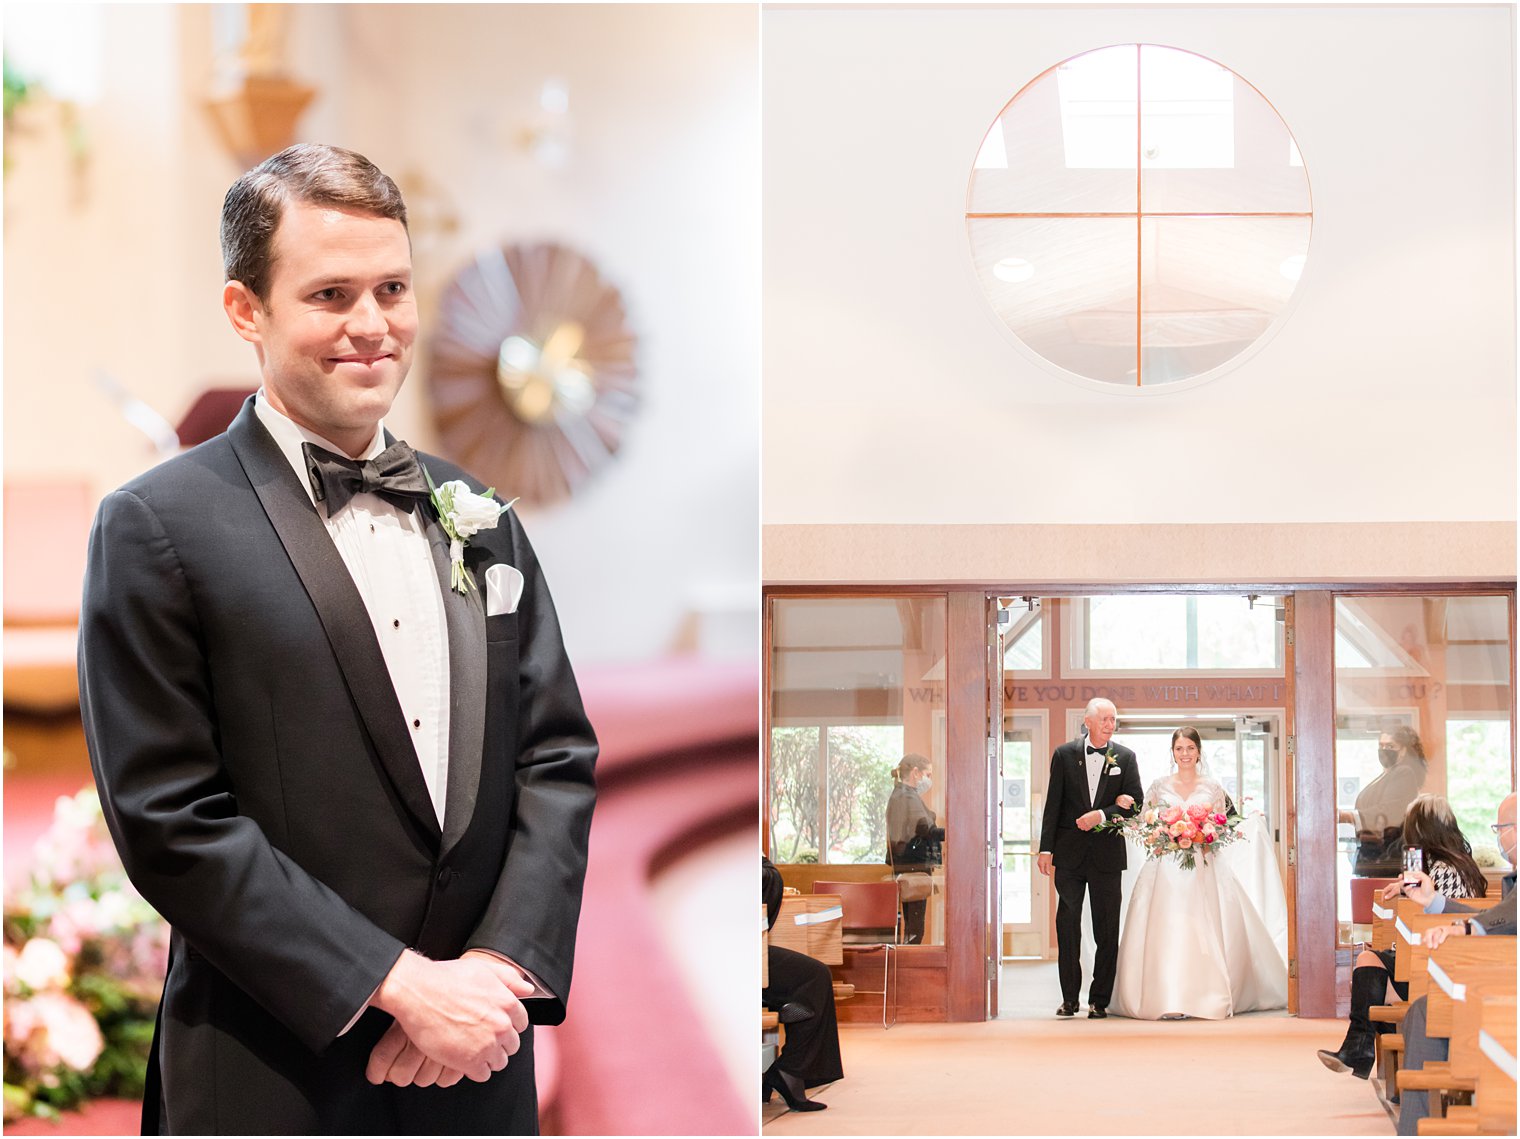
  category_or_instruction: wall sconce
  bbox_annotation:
[205,5,316,169]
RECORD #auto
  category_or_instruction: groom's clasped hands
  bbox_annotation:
[365,949,536,1088]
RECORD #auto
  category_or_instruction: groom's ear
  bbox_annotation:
[223,280,264,345]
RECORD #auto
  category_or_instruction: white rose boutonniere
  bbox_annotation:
[425,468,519,595]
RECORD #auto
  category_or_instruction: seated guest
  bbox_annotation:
[762,857,843,1112]
[1391,792,1515,1136]
[1317,793,1487,1077]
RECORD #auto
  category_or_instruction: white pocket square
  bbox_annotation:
[484,563,525,616]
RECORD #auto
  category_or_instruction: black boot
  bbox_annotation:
[1316,965,1386,1079]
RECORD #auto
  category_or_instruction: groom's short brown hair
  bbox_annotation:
[220,143,408,302]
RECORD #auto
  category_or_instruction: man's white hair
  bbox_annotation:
[1083,697,1116,722]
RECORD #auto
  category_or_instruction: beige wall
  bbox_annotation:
[4,4,759,663]
[762,4,1516,579]
[763,521,1516,584]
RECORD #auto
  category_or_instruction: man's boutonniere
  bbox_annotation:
[424,467,518,595]
[1105,748,1122,777]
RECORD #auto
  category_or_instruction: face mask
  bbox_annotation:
[1378,746,1399,768]
[916,776,932,794]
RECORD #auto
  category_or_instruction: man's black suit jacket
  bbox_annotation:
[1038,738,1142,874]
[77,399,598,1133]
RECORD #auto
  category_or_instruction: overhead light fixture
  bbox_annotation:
[993,257,1035,283]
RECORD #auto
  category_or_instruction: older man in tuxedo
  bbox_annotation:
[78,144,597,1134]
[1037,698,1142,1019]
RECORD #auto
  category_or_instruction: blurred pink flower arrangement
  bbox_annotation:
[1098,799,1246,870]
[4,787,167,1122]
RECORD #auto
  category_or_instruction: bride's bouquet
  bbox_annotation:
[1096,801,1246,870]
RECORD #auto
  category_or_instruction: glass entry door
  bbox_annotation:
[1000,714,1049,958]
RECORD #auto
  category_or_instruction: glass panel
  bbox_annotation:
[967,217,1138,385]
[1240,733,1268,816]
[769,726,822,863]
[1333,595,1515,943]
[1203,738,1236,799]
[1193,595,1284,669]
[825,725,904,863]
[1001,731,1034,925]
[1140,45,1311,215]
[1139,216,1312,386]
[769,597,950,945]
[1079,595,1284,671]
[1002,607,1045,671]
[1112,727,1179,794]
[968,45,1137,215]
[1086,595,1188,669]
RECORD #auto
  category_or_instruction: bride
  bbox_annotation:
[1108,726,1288,1020]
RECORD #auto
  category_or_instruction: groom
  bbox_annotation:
[78,144,597,1133]
[1037,698,1142,1019]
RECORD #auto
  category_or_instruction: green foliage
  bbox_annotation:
[770,724,902,864]
[1446,719,1512,854]
[4,56,32,121]
[769,727,820,863]
[825,726,896,863]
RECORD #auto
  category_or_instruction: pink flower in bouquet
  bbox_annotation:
[1203,832,1216,844]
[1186,804,1207,821]
[1168,821,1189,837]
[5,991,105,1074]
[31,790,121,890]
[14,939,70,992]
[1143,809,1158,825]
[1212,812,1227,825]
[1161,806,1183,825]
[1202,823,1217,838]
[48,896,106,958]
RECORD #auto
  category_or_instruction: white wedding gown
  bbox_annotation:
[1099,776,1288,1020]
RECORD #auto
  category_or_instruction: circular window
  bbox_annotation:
[966,44,1312,390]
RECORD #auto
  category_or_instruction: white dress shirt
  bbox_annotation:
[1084,742,1106,803]
[254,394,452,826]
[254,394,548,1022]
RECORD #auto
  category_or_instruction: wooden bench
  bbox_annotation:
[1376,902,1502,1085]
[1475,994,1516,1135]
[1397,938,1514,1114]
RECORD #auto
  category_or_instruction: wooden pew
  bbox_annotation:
[1475,994,1516,1136]
[1371,894,1399,953]
[1377,903,1502,1084]
[1398,938,1514,1113]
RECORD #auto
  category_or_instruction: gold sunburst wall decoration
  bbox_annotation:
[426,242,639,508]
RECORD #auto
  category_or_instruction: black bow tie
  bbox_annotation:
[1087,745,1108,757]
[302,441,430,514]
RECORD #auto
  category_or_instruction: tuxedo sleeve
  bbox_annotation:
[1038,750,1064,854]
[464,518,597,1025]
[1104,754,1144,821]
[78,489,406,1053]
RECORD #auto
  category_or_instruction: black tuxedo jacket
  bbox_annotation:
[1038,737,1142,874]
[77,399,597,1133]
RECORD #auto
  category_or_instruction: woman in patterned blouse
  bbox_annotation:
[1317,793,1486,1078]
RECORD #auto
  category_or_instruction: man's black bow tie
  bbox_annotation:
[1086,745,1108,757]
[302,441,430,514]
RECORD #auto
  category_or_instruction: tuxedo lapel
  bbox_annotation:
[1091,749,1113,808]
[1072,743,1093,813]
[227,403,442,848]
[423,514,487,858]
